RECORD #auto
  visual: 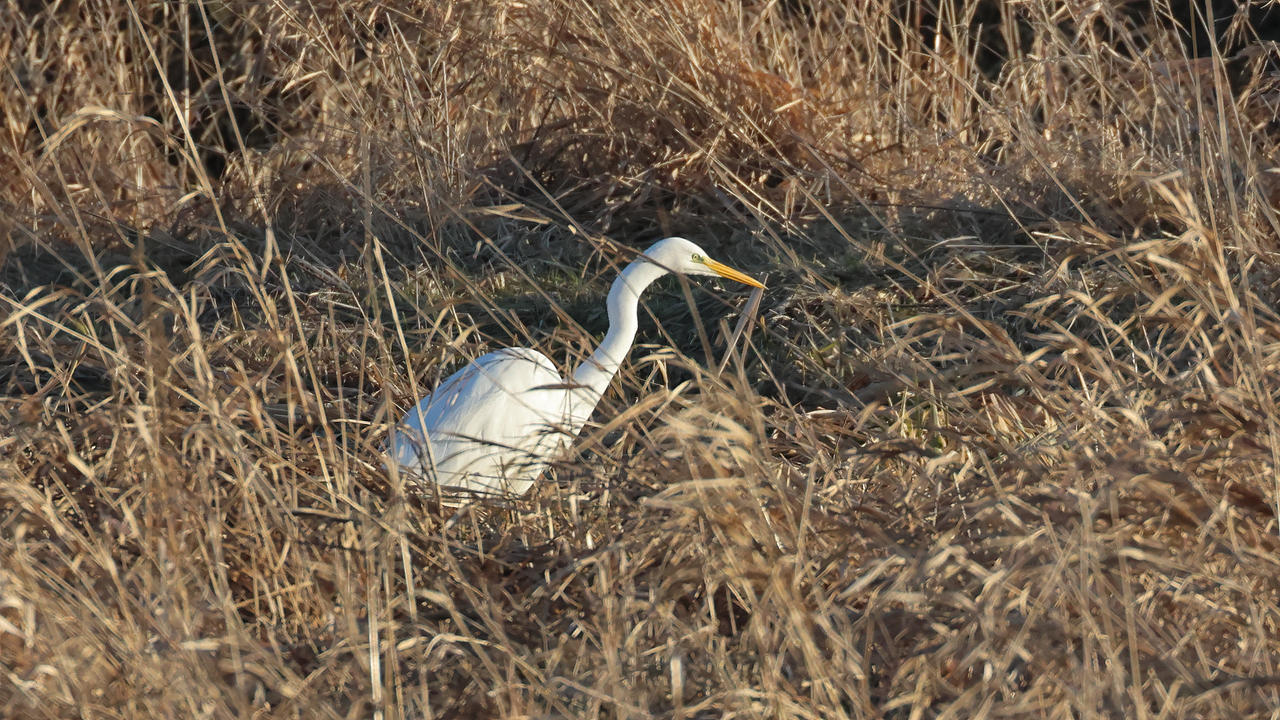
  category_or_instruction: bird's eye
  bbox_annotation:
[691,253,703,263]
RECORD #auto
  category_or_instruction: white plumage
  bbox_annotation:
[387,237,764,498]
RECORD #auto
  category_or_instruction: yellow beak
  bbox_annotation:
[703,258,765,289]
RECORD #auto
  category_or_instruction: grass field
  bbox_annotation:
[4,1,1280,717]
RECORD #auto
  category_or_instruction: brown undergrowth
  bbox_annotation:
[4,0,1280,717]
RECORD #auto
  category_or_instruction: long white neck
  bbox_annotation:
[570,257,670,414]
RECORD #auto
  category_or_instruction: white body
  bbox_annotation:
[387,237,763,498]
[389,347,588,496]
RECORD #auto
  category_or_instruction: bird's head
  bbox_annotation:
[640,237,765,288]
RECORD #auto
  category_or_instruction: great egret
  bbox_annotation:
[387,237,764,497]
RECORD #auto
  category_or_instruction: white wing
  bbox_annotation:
[388,348,581,497]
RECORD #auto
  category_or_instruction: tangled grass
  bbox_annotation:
[3,0,1280,717]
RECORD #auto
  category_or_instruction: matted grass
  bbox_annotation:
[4,1,1280,717]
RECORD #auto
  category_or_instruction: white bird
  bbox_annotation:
[387,237,765,498]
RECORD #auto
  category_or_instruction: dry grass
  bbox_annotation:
[4,0,1280,717]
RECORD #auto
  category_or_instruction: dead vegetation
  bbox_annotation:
[4,0,1280,717]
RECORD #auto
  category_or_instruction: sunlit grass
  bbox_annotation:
[4,1,1280,717]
